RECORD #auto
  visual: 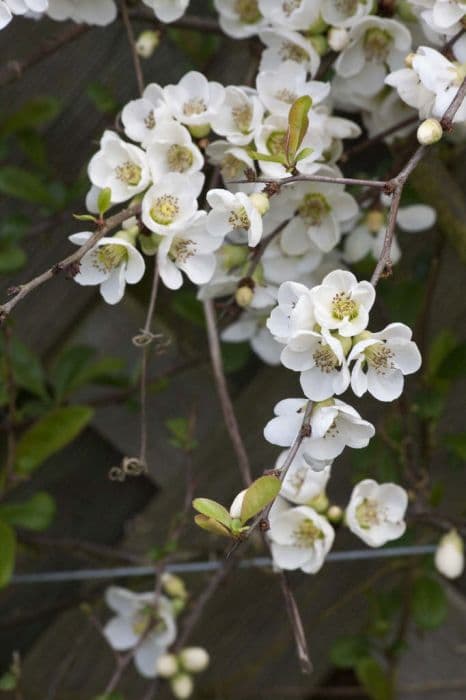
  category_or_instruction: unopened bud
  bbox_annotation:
[162,573,188,600]
[171,673,194,699]
[136,31,160,59]
[235,285,254,308]
[229,489,247,519]
[156,653,178,679]
[139,232,160,256]
[327,27,349,52]
[188,124,211,139]
[366,210,384,233]
[115,228,138,245]
[327,505,344,524]
[308,16,328,35]
[310,35,328,56]
[249,192,270,216]
[179,647,210,673]
[308,492,329,514]
[220,244,249,271]
[417,118,443,145]
[404,52,415,68]
[334,333,352,356]
[434,529,464,579]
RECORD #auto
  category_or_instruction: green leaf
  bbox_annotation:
[165,417,197,451]
[329,635,370,669]
[436,342,466,381]
[427,330,457,380]
[86,82,118,114]
[98,187,112,216]
[356,658,393,700]
[192,498,232,529]
[221,342,251,374]
[240,475,281,524]
[194,514,232,538]
[247,150,287,164]
[9,337,47,399]
[0,243,26,273]
[15,405,93,475]
[412,576,447,629]
[0,492,55,531]
[0,96,61,136]
[294,146,313,163]
[0,671,17,690]
[0,520,16,589]
[0,166,57,208]
[171,289,204,327]
[51,345,124,400]
[73,213,98,223]
[286,95,312,165]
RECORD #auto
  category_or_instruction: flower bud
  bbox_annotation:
[235,285,254,308]
[327,505,344,524]
[171,673,194,699]
[249,192,270,216]
[308,492,329,514]
[139,232,160,256]
[188,124,211,139]
[229,489,247,519]
[434,529,464,579]
[310,35,328,56]
[417,118,443,145]
[327,27,349,52]
[308,16,328,35]
[156,653,178,679]
[136,31,160,59]
[179,647,210,673]
[220,244,249,271]
[404,52,416,68]
[366,210,384,233]
[162,573,188,600]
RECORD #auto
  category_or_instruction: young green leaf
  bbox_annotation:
[192,498,232,529]
[0,96,61,136]
[73,213,98,223]
[355,657,393,700]
[240,475,281,524]
[0,520,16,589]
[329,635,371,669]
[15,405,94,475]
[194,514,232,538]
[285,96,312,166]
[0,166,58,208]
[97,187,112,216]
[412,576,447,629]
[247,150,287,165]
[0,492,56,531]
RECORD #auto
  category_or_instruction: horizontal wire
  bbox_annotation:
[10,545,436,585]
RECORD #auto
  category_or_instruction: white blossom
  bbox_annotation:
[210,86,264,146]
[206,140,256,192]
[142,0,189,23]
[258,28,320,76]
[214,0,267,39]
[69,230,145,305]
[121,84,173,148]
[345,479,408,547]
[206,188,264,246]
[256,61,330,118]
[163,71,225,133]
[222,310,282,365]
[310,269,375,337]
[141,172,204,235]
[278,445,332,505]
[321,0,372,29]
[146,122,204,179]
[47,0,117,25]
[103,586,176,678]
[258,0,322,31]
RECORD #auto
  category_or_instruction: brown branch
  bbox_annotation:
[340,115,418,163]
[120,0,145,96]
[202,298,253,487]
[0,202,141,320]
[229,173,388,190]
[128,9,222,35]
[278,571,313,674]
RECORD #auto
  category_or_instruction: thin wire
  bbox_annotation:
[10,546,436,585]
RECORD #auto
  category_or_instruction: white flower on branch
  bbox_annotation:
[268,497,335,574]
[104,586,177,678]
[88,131,150,204]
[256,60,330,118]
[210,86,264,146]
[121,84,173,148]
[348,323,422,401]
[345,479,408,547]
[206,140,256,192]
[310,269,375,337]
[206,188,264,246]
[214,0,267,39]
[147,122,204,179]
[222,309,282,365]
[258,28,321,76]
[47,0,117,25]
[258,0,322,32]
[410,0,466,35]
[277,445,332,505]
[141,172,204,235]
[321,0,372,29]
[0,0,48,28]
[163,71,225,136]
[69,229,145,305]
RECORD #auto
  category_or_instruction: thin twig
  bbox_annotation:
[120,0,145,96]
[340,115,418,163]
[229,174,388,190]
[1,325,17,494]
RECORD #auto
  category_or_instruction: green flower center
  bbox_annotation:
[298,193,331,226]
[363,28,392,62]
[293,518,324,547]
[96,244,128,272]
[234,0,262,23]
[266,129,287,157]
[116,161,142,186]
[150,194,180,225]
[331,292,358,321]
[356,499,381,529]
[232,103,253,134]
[167,144,193,173]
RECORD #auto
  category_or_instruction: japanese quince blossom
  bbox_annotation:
[410,0,466,34]
[206,189,264,247]
[69,229,145,305]
[0,0,47,29]
[256,61,330,119]
[141,172,204,235]
[348,323,422,401]
[142,0,189,23]
[163,71,225,135]
[221,310,282,365]
[210,86,264,146]
[321,0,372,29]
[268,497,335,574]
[104,586,176,678]
[214,0,267,39]
[264,398,375,460]
[277,446,332,505]
[121,84,173,148]
[47,0,117,25]
[258,28,320,75]
[386,46,466,122]
[259,0,321,31]
[88,131,150,204]
[345,479,408,547]
[146,122,204,180]
[310,270,375,337]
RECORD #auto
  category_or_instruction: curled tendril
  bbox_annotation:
[109,457,147,481]
[132,330,172,354]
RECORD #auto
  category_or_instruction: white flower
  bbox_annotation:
[142,0,189,23]
[214,0,267,39]
[88,131,150,204]
[121,84,172,147]
[47,0,117,25]
[278,445,332,505]
[0,1,12,29]
[163,71,225,133]
[267,280,315,345]
[348,323,422,401]
[415,0,466,34]
[264,397,375,460]
[285,166,359,253]
[268,498,335,574]
[259,0,321,31]
[157,212,221,289]
[141,172,204,235]
[335,17,412,97]
[147,122,204,179]
[103,586,176,678]
[258,28,320,76]
[206,140,256,192]
[256,61,330,118]
[69,230,145,305]
[1,0,48,28]
[310,269,375,337]
[261,232,322,286]
[434,529,465,579]
[210,86,264,146]
[321,0,372,29]
[206,189,263,246]
[345,479,408,547]
[222,310,282,365]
